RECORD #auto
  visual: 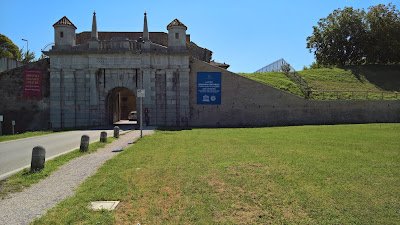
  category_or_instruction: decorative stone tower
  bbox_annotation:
[142,12,151,50]
[89,11,99,49]
[53,16,76,49]
[167,19,187,51]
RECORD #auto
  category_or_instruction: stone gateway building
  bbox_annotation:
[45,13,209,128]
[0,12,398,134]
[39,12,400,128]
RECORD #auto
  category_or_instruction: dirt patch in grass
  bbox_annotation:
[207,163,311,224]
[230,202,273,224]
[114,170,183,224]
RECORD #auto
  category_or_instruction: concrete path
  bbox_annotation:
[0,128,154,225]
[0,124,137,180]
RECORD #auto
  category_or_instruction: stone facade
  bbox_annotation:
[45,13,194,128]
[0,58,25,72]
[37,12,400,130]
[189,59,400,127]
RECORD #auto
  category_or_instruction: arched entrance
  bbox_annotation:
[107,87,137,124]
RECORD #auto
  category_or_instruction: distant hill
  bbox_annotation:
[241,65,400,100]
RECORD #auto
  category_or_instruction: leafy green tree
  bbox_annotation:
[307,3,400,66]
[364,3,400,64]
[306,7,367,66]
[0,34,21,60]
[20,49,36,63]
[309,61,324,69]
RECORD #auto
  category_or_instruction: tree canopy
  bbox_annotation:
[0,34,36,63]
[307,3,400,66]
[0,34,21,60]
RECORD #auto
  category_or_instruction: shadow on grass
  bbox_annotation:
[156,126,192,131]
[343,64,400,92]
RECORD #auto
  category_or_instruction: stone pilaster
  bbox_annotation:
[149,69,157,125]
[75,69,90,127]
[97,69,107,125]
[89,69,99,106]
[178,68,190,126]
[140,68,152,126]
[49,68,62,128]
[166,69,177,126]
[61,68,76,128]
[88,68,100,126]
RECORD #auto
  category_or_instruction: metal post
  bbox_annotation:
[12,121,15,135]
[140,95,143,138]
[140,72,143,138]
[0,115,3,136]
[22,39,28,53]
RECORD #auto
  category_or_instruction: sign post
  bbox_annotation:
[137,89,145,138]
[0,115,3,136]
[12,120,15,135]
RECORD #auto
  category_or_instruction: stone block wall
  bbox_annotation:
[146,67,190,126]
[50,67,139,128]
[0,59,50,134]
[0,58,25,72]
[189,59,400,127]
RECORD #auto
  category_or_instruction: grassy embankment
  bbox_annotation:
[0,137,116,199]
[239,72,304,97]
[241,65,400,100]
[0,131,55,143]
[0,125,102,143]
[33,124,400,224]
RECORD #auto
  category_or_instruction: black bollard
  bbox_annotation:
[80,135,90,152]
[31,146,46,171]
[114,126,120,138]
[100,131,107,143]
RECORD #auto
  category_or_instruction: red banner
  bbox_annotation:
[22,69,42,100]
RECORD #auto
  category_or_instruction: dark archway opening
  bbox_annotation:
[107,87,137,125]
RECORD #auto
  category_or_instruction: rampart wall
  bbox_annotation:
[189,59,400,127]
[0,59,50,134]
[0,58,25,72]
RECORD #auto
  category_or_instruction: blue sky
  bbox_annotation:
[0,0,396,72]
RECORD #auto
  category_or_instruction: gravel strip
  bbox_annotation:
[0,129,154,225]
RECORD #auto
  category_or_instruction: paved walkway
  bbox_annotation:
[0,129,154,225]
[0,124,137,180]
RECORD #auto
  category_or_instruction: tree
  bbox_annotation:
[0,34,21,60]
[306,7,367,66]
[307,4,400,66]
[364,3,400,64]
[20,49,36,63]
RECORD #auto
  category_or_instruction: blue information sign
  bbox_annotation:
[197,72,221,104]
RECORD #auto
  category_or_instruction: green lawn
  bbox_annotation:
[0,131,54,143]
[239,72,304,97]
[33,124,400,224]
[299,65,400,92]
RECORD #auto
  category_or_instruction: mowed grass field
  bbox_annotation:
[34,124,400,224]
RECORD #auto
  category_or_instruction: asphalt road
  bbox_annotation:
[0,124,136,180]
